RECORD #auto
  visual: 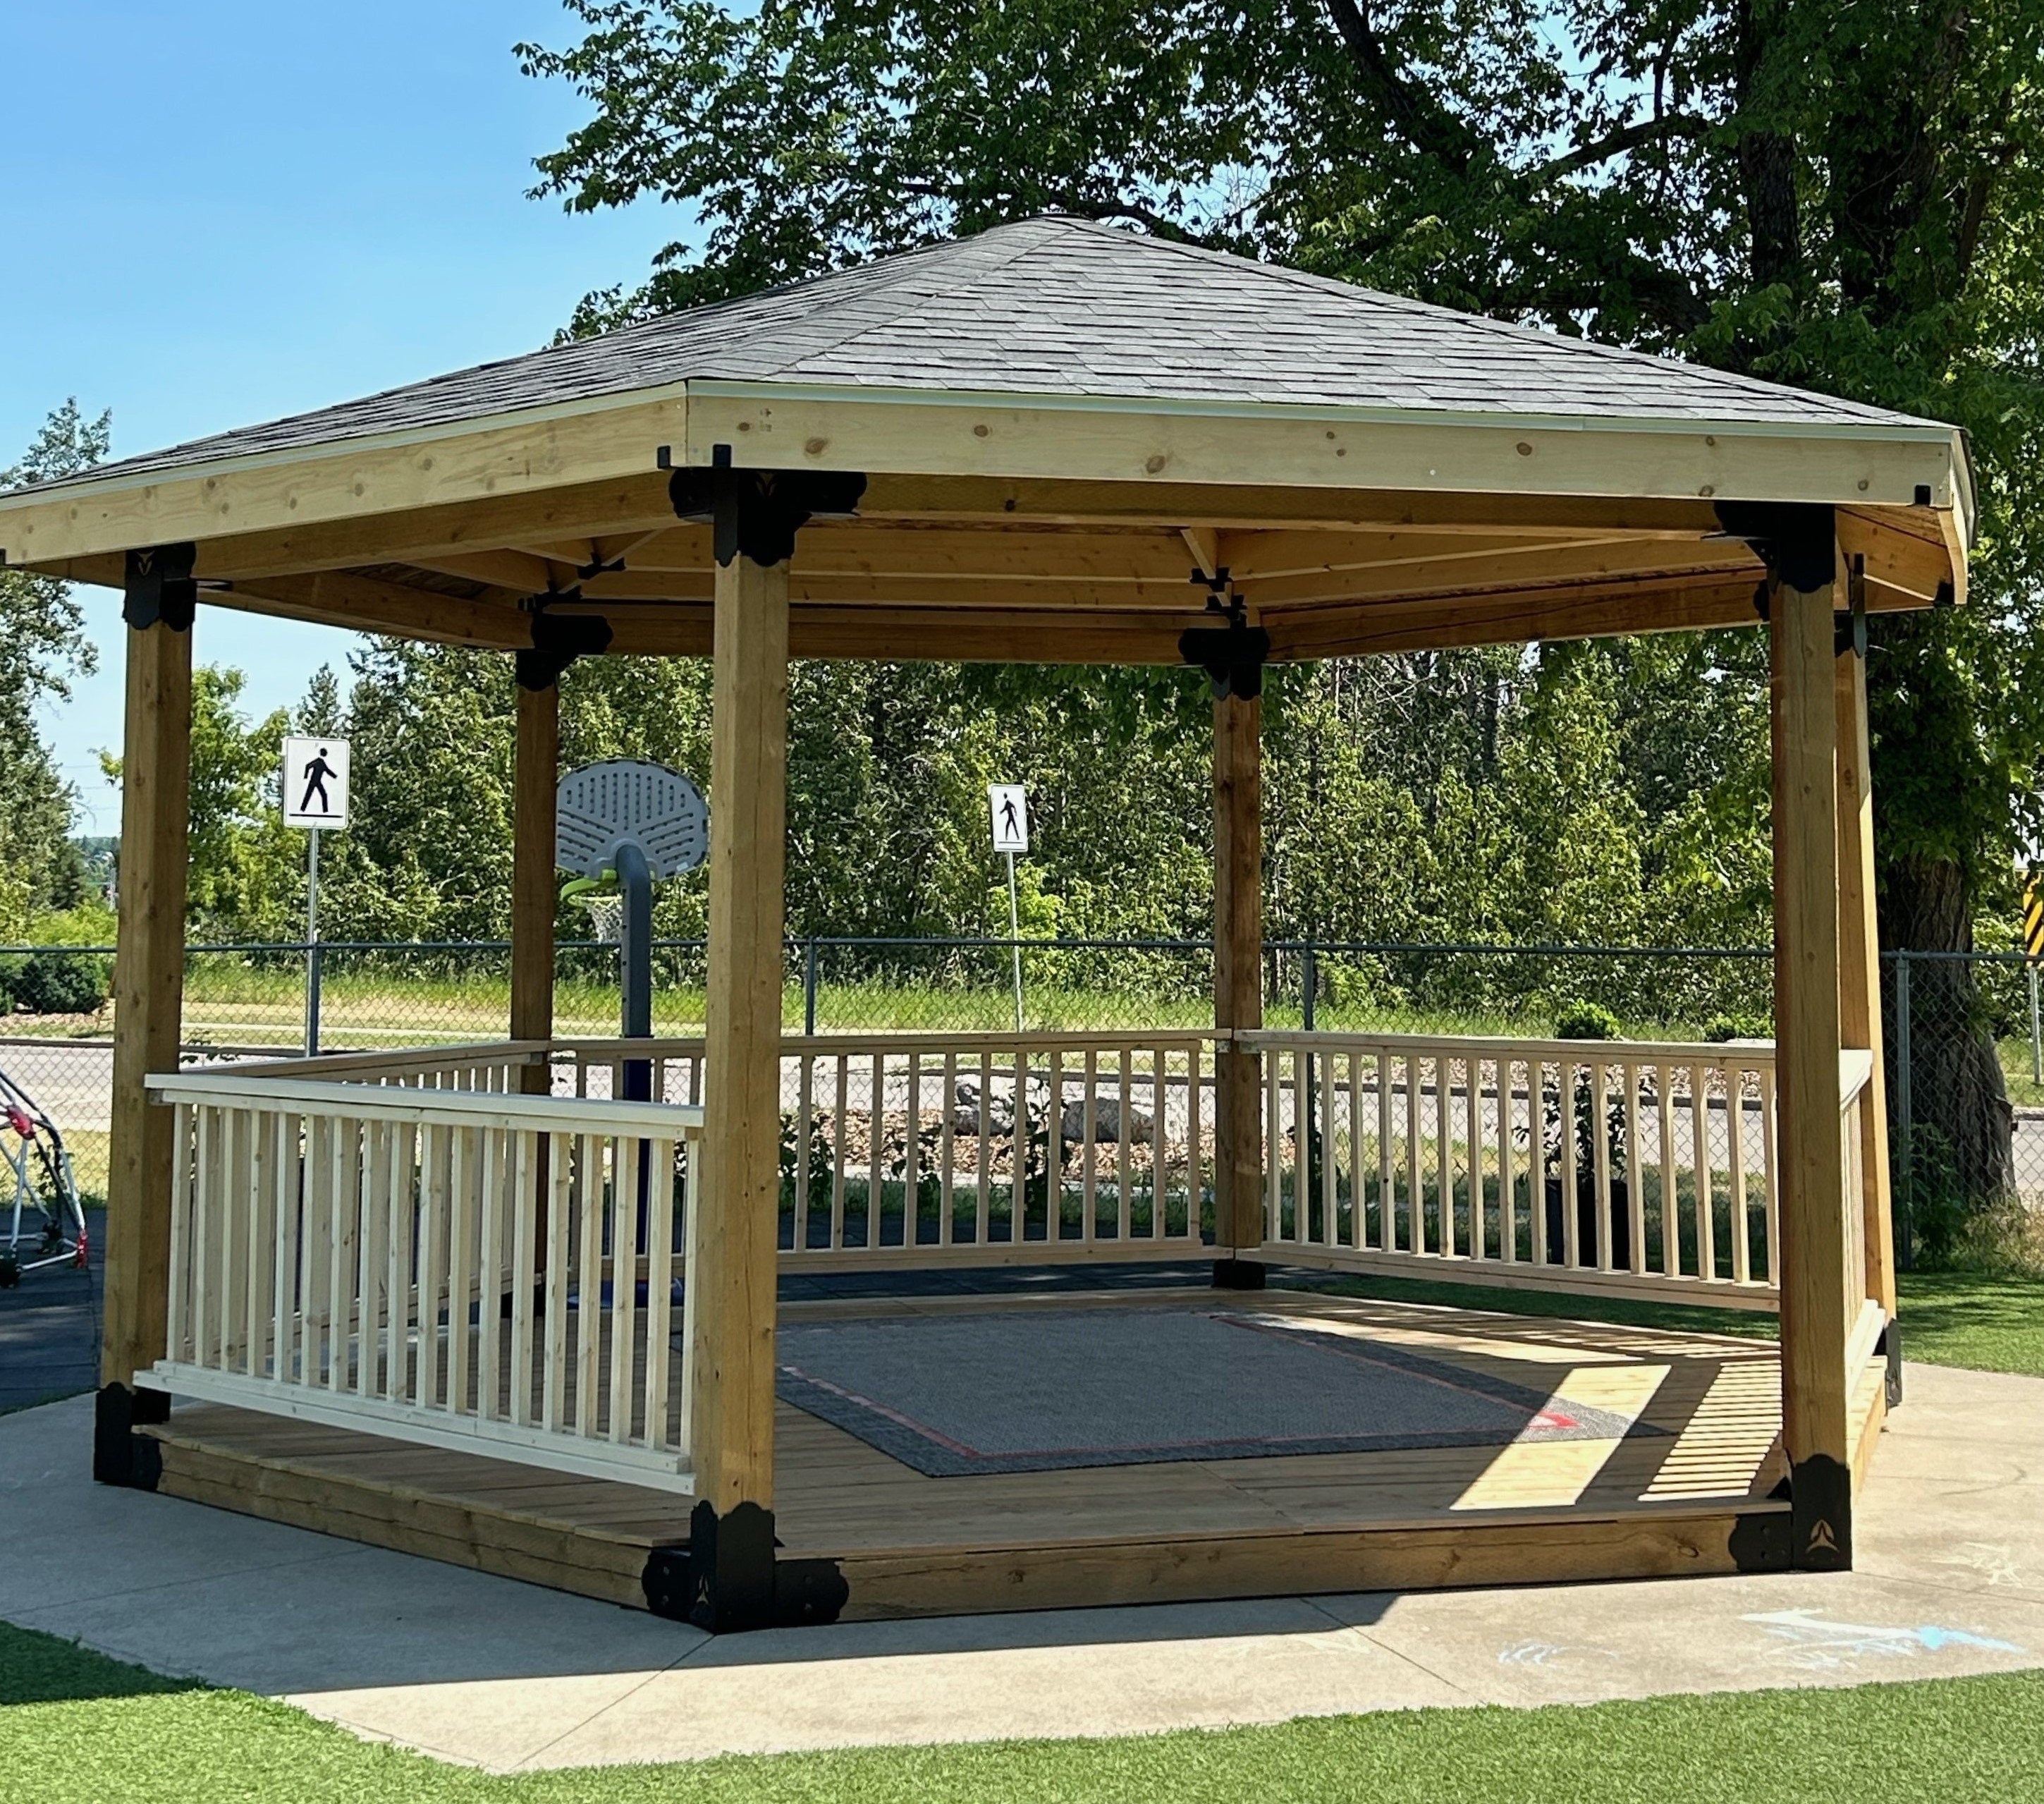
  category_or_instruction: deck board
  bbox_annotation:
[142,1286,1875,1620]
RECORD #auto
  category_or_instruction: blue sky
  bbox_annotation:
[1,2,677,831]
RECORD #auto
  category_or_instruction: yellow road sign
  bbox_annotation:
[2025,877,2044,961]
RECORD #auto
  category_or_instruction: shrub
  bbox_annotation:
[5,949,111,1016]
[1552,999,1620,1041]
[1704,1013,1770,1042]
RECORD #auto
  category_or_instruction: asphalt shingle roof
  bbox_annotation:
[45,217,1940,490]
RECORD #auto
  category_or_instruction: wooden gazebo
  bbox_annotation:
[0,219,1965,1629]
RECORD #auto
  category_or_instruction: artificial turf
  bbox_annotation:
[3,1618,2041,1803]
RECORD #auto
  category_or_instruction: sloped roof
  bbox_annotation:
[42,216,1942,492]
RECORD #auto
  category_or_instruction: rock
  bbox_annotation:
[1060,1095,1154,1145]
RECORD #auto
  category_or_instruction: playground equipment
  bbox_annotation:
[556,758,709,1099]
[0,1062,88,1287]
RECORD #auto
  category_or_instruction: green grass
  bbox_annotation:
[1285,1264,2044,1377]
[1891,1268,2044,1377]
[4,1618,2043,1802]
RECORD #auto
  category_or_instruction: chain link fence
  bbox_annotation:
[5,937,2042,1264]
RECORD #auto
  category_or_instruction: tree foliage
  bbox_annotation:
[516,0,2044,1198]
[0,402,106,937]
[519,1,2044,911]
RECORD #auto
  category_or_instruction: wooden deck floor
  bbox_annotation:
[142,1287,1886,1621]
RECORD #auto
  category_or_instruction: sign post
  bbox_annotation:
[282,736,352,1056]
[989,784,1029,1033]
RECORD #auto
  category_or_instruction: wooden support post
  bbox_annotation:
[510,676,559,1095]
[1835,603,1898,1365]
[689,540,791,1573]
[97,609,193,1481]
[1212,690,1265,1282]
[1771,542,1853,1570]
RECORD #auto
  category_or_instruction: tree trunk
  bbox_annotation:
[1881,852,2014,1220]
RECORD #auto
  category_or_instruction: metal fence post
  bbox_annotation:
[1893,951,1913,1269]
[803,937,819,1035]
[2029,961,2040,1086]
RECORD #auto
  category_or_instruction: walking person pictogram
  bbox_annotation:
[299,747,337,816]
[1000,793,1020,841]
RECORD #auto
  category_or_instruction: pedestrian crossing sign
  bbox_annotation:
[283,736,351,829]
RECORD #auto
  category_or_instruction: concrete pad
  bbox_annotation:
[528,1604,1468,1767]
[1851,1363,2044,1609]
[4,1360,2044,1773]
[1314,1568,2040,1709]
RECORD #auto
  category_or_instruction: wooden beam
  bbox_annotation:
[597,602,1198,664]
[20,474,682,585]
[687,388,1961,513]
[1212,692,1264,1262]
[690,548,791,1515]
[410,549,563,595]
[102,618,193,1392]
[1835,618,1895,1320]
[0,396,690,568]
[223,572,529,648]
[1240,538,1761,609]
[1837,508,1961,607]
[1771,547,1852,1570]
[1266,576,1765,659]
[510,678,560,1095]
[857,476,1732,537]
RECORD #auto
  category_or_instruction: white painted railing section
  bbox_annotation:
[147,1069,701,1491]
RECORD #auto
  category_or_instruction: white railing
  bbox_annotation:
[1841,1049,1886,1377]
[556,1032,1215,1266]
[230,1041,551,1092]
[146,1070,702,1490]
[1242,1031,1781,1308]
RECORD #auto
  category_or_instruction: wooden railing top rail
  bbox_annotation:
[551,1030,1219,1056]
[224,1041,553,1080]
[146,1071,701,1138]
[1237,1028,1778,1065]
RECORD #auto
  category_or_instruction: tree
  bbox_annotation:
[522,0,2044,1205]
[0,401,107,936]
[101,665,298,939]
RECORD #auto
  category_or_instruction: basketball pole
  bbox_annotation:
[1006,849,1024,1034]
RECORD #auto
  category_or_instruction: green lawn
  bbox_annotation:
[1289,1266,2044,1377]
[3,1617,2041,1803]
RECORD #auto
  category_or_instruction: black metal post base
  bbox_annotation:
[642,1501,848,1633]
[1880,1318,1904,1408]
[1789,1453,1853,1571]
[1211,1257,1266,1291]
[92,1382,168,1489]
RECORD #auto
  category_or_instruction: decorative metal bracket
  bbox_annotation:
[668,444,867,568]
[1179,571,1269,700]
[1715,500,1836,597]
[123,544,198,631]
[516,596,613,690]
[1836,554,1868,659]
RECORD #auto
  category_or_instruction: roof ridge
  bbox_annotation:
[730,219,1063,379]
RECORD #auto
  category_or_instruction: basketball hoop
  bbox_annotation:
[583,894,625,944]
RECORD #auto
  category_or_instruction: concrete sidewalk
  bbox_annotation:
[2,1363,2040,1771]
